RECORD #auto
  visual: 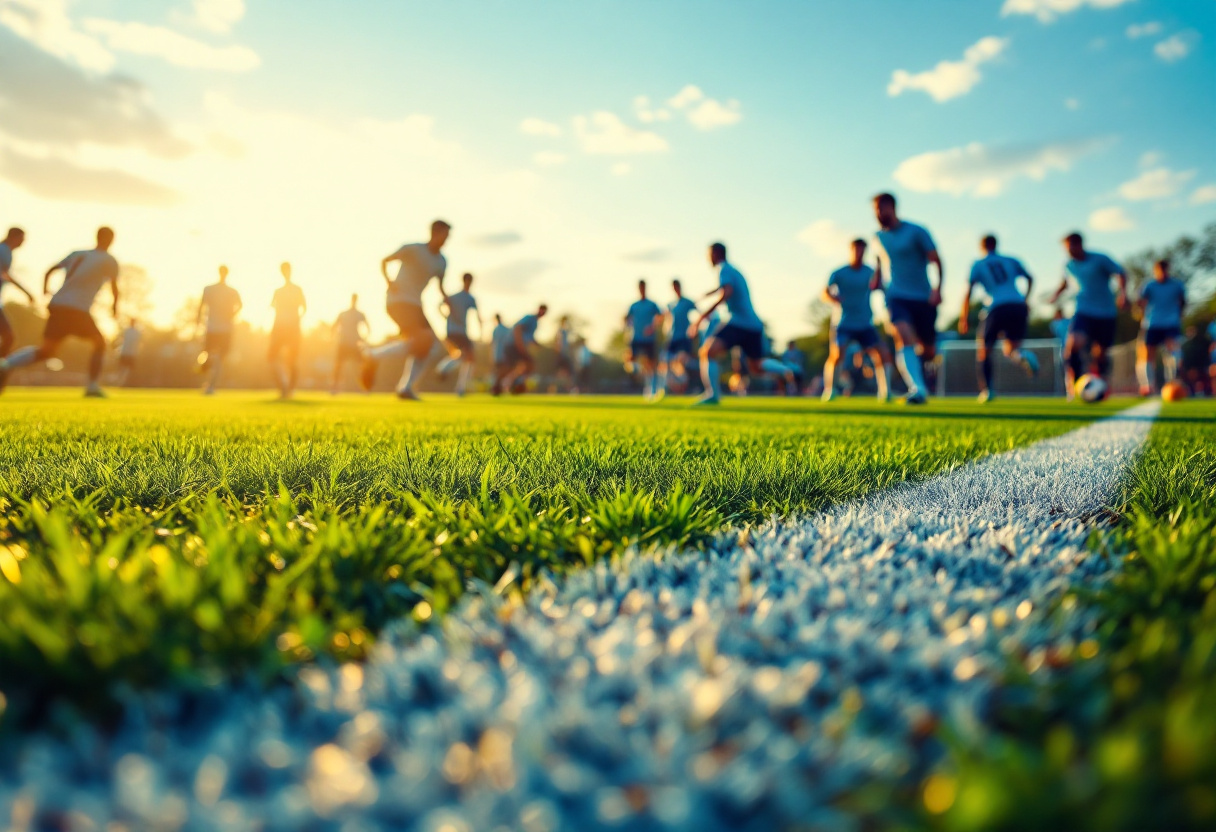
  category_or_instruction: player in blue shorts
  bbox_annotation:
[624,279,663,400]
[1049,232,1127,399]
[657,279,698,397]
[554,315,577,393]
[496,304,548,395]
[437,272,481,397]
[958,234,1040,403]
[1136,258,1186,396]
[872,193,943,405]
[693,242,791,405]
[822,238,891,402]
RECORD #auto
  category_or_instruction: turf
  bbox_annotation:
[0,390,1126,719]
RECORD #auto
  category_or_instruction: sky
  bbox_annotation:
[1,0,1214,347]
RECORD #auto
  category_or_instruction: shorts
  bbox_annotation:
[1141,326,1182,348]
[885,297,937,348]
[504,343,531,367]
[665,338,693,358]
[712,323,764,360]
[44,305,102,342]
[446,332,474,356]
[1069,313,1117,350]
[979,303,1028,347]
[556,354,575,374]
[118,355,136,370]
[204,331,232,357]
[268,324,301,354]
[387,302,437,357]
[629,341,658,362]
[833,325,880,350]
[336,343,363,363]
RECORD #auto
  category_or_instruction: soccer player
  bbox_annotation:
[497,304,548,395]
[958,234,1040,403]
[782,341,807,395]
[196,265,242,395]
[822,238,891,402]
[362,220,451,401]
[268,262,306,399]
[0,227,35,373]
[1049,231,1128,399]
[625,279,663,400]
[436,272,480,397]
[1136,259,1186,396]
[554,315,577,393]
[114,318,141,387]
[490,313,512,394]
[0,227,119,397]
[658,279,697,396]
[331,294,368,395]
[692,242,791,405]
[575,336,594,393]
[872,192,943,405]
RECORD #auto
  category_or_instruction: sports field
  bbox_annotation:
[1,391,1214,829]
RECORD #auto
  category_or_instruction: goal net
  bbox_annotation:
[936,338,1141,397]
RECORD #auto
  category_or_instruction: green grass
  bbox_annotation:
[0,390,1120,723]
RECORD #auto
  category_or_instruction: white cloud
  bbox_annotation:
[193,0,245,34]
[572,112,667,155]
[1118,167,1196,201]
[610,162,631,176]
[893,138,1105,197]
[633,96,670,124]
[1138,151,1162,168]
[468,231,523,248]
[0,0,114,71]
[796,219,856,260]
[83,19,259,72]
[667,85,704,109]
[531,150,566,167]
[1155,32,1198,63]
[1001,0,1135,24]
[686,98,742,130]
[1189,184,1216,206]
[887,36,1008,103]
[519,117,562,137]
[1065,98,1080,110]
[0,146,180,204]
[1089,206,1135,232]
[1126,21,1162,39]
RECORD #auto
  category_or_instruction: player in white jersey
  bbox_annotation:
[490,313,512,392]
[0,227,34,377]
[196,265,243,395]
[436,272,481,396]
[362,219,451,401]
[114,318,141,387]
[497,304,549,395]
[269,262,306,398]
[958,235,1039,403]
[331,294,368,394]
[0,227,119,397]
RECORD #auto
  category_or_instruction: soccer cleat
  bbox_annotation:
[977,390,994,404]
[84,387,107,399]
[901,392,928,406]
[693,395,720,406]
[396,389,422,402]
[649,389,665,403]
[1021,352,1040,377]
[821,388,837,403]
[359,356,378,392]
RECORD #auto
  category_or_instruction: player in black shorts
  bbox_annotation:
[958,235,1039,402]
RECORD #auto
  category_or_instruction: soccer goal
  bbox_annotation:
[936,338,1065,397]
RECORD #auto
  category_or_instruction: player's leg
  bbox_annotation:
[822,338,843,402]
[84,325,107,397]
[1136,337,1154,396]
[867,344,892,402]
[888,316,928,403]
[0,310,12,359]
[1162,333,1181,384]
[455,339,475,396]
[697,334,729,404]
[285,335,300,397]
[1063,320,1090,400]
[205,335,227,395]
[398,326,442,400]
[361,303,412,391]
[1092,318,1115,384]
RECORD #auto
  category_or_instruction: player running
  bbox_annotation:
[114,318,141,387]
[1136,259,1186,396]
[496,304,549,395]
[625,279,663,400]
[331,294,368,395]
[0,227,35,380]
[0,227,119,397]
[361,220,451,401]
[781,341,807,394]
[436,273,480,397]
[268,262,306,399]
[658,279,697,397]
[872,193,943,405]
[554,315,577,393]
[822,238,891,402]
[958,234,1040,403]
[196,265,242,395]
[1049,232,1128,400]
[490,313,512,394]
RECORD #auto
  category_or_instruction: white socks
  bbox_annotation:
[1164,350,1180,383]
[700,355,722,400]
[370,340,409,361]
[897,346,926,397]
[760,358,789,377]
[400,343,444,393]
[877,363,891,400]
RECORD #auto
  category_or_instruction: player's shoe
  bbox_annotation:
[649,389,665,403]
[901,392,928,406]
[396,388,422,402]
[693,394,720,406]
[1020,352,1040,377]
[977,390,994,404]
[359,356,378,392]
[84,386,107,398]
[821,388,837,403]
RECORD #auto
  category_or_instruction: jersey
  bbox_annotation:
[1066,252,1122,319]
[272,283,306,328]
[387,243,446,306]
[118,326,141,357]
[334,308,367,346]
[668,296,697,340]
[827,265,875,330]
[515,313,540,345]
[627,298,662,342]
[875,221,937,302]
[1141,278,1186,330]
[49,250,118,311]
[0,242,11,278]
[444,291,477,336]
[969,254,1029,310]
[717,261,762,331]
[491,323,512,363]
[201,283,241,334]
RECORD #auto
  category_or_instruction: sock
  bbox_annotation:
[370,340,409,361]
[1164,351,1180,383]
[760,358,788,376]
[396,358,415,392]
[2,346,38,370]
[877,363,891,400]
[641,369,653,397]
[979,354,993,392]
[438,356,459,375]
[456,362,471,394]
[403,343,443,392]
[897,346,926,397]
[1136,359,1151,390]
[823,359,836,395]
[700,355,721,400]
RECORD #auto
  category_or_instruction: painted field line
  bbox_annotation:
[2,402,1161,831]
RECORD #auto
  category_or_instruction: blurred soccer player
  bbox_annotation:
[554,315,577,393]
[268,262,306,398]
[490,313,512,394]
[196,265,242,395]
[658,279,697,396]
[437,272,480,397]
[693,242,791,405]
[362,219,450,401]
[1136,259,1186,396]
[872,193,943,405]
[625,279,662,400]
[1049,232,1128,399]
[331,293,368,395]
[959,234,1039,403]
[497,304,548,395]
[0,227,34,384]
[782,340,807,395]
[114,318,141,387]
[575,336,593,393]
[822,238,891,402]
[0,227,119,397]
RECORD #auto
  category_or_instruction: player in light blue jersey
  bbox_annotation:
[1049,231,1127,398]
[437,272,481,396]
[657,279,698,396]
[1136,258,1186,396]
[958,235,1039,403]
[872,193,943,405]
[624,279,663,400]
[490,314,512,393]
[495,303,548,395]
[553,315,578,393]
[822,238,891,402]
[0,227,34,391]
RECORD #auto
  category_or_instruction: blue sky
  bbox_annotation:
[1,0,1213,345]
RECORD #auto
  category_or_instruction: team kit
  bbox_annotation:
[0,193,1198,403]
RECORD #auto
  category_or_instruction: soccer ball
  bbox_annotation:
[1074,374,1108,404]
[1161,380,1188,402]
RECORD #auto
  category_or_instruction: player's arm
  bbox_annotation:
[380,251,401,284]
[195,295,205,331]
[513,322,528,352]
[1114,270,1128,311]
[1,265,35,302]
[474,307,483,341]
[871,260,884,292]
[820,282,839,306]
[109,270,120,318]
[927,249,944,306]
[43,259,66,296]
[958,284,973,336]
[1048,275,1069,305]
